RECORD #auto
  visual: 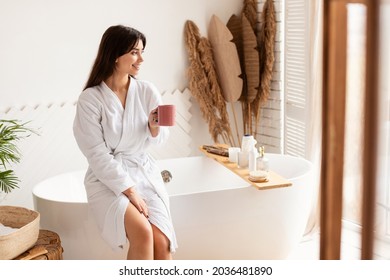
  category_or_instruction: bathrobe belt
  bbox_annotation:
[113,152,171,212]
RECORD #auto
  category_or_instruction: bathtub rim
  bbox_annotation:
[32,154,314,204]
[266,153,314,181]
[32,169,88,204]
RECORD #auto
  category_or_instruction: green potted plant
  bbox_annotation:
[0,120,38,195]
[0,120,42,260]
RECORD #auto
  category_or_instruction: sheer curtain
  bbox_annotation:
[303,0,323,236]
[374,1,390,258]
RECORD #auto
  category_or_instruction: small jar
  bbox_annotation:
[228,147,241,163]
[237,151,249,168]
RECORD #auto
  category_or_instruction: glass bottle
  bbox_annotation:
[256,146,269,172]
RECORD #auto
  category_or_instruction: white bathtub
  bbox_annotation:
[33,154,314,260]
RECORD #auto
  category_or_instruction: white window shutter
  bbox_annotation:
[284,0,310,158]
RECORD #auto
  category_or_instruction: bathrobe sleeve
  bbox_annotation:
[146,125,169,145]
[73,92,135,196]
[143,81,169,145]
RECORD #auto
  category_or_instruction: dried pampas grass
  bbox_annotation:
[184,20,235,146]
[183,0,277,144]
[257,0,276,106]
[252,0,276,135]
[230,0,276,136]
[198,37,235,145]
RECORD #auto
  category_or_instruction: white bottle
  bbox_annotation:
[238,134,253,168]
[256,146,269,172]
[241,134,254,151]
[248,146,258,172]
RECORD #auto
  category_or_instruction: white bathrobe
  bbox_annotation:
[73,77,177,253]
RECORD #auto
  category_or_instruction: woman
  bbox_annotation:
[73,25,177,260]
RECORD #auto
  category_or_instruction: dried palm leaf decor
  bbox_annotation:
[183,0,276,146]
[241,14,260,134]
[233,0,276,134]
[227,15,245,97]
[207,14,243,146]
[242,0,258,32]
[184,20,235,146]
[207,15,243,104]
[241,0,261,135]
[227,13,259,134]
[226,15,249,135]
[241,15,259,104]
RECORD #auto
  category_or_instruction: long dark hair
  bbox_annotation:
[83,25,146,90]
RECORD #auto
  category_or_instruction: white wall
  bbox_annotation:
[0,0,242,109]
[0,0,243,208]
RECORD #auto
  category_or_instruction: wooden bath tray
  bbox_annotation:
[200,145,292,190]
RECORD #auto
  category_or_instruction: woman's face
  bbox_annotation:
[115,39,144,76]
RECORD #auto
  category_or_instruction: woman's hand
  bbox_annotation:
[148,107,160,137]
[123,187,149,218]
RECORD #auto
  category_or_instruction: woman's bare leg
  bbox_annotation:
[124,203,153,260]
[151,224,172,260]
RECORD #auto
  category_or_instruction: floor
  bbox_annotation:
[287,226,389,260]
[287,233,361,260]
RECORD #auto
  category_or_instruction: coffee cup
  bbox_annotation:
[157,105,176,126]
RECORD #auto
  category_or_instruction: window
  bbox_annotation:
[284,0,309,158]
[284,0,390,258]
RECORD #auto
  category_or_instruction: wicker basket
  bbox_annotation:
[0,205,40,260]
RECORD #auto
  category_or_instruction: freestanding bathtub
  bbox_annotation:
[33,154,314,259]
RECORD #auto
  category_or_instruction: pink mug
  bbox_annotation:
[157,105,176,126]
